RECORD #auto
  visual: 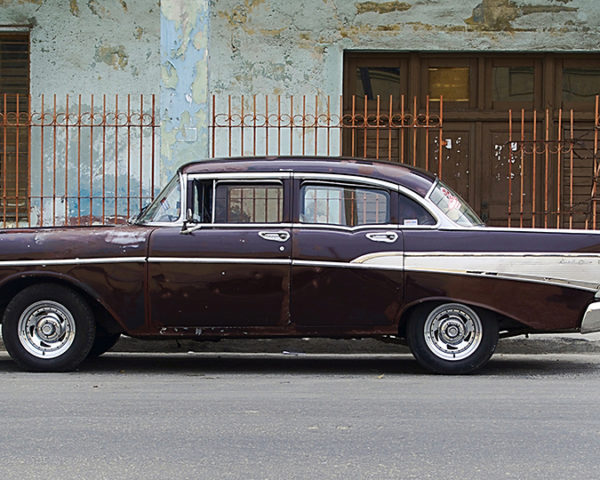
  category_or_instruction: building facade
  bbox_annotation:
[1,0,599,226]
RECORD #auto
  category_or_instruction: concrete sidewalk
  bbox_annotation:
[2,333,600,355]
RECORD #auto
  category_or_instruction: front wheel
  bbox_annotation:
[407,303,498,374]
[2,284,96,371]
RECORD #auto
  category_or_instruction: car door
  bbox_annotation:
[148,174,292,329]
[290,175,410,330]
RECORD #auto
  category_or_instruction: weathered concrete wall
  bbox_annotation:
[0,0,160,97]
[0,0,161,224]
[209,0,600,156]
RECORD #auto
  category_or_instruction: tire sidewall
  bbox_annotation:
[407,303,498,374]
[2,284,95,372]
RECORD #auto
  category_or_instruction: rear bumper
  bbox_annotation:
[581,302,600,334]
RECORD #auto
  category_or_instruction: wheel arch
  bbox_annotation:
[397,297,525,339]
[0,272,125,335]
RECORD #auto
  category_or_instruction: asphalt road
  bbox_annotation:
[0,352,599,480]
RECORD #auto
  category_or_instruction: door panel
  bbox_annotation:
[148,226,291,328]
[291,227,404,328]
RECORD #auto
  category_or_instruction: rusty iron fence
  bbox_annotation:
[2,92,600,229]
[0,93,158,227]
[507,100,600,230]
[210,94,445,174]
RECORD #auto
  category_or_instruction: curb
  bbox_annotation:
[3,335,600,355]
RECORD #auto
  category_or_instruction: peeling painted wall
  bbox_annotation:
[0,0,159,96]
[0,1,160,223]
[159,0,210,184]
[209,0,600,155]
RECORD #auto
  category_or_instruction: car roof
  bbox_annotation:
[179,157,437,197]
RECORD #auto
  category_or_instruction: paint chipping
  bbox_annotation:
[69,0,80,17]
[95,45,129,70]
[521,5,577,15]
[105,231,146,246]
[355,1,411,14]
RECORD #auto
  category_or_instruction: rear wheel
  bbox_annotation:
[2,284,95,372]
[407,302,498,374]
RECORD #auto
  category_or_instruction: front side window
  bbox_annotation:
[137,174,181,223]
[215,183,283,224]
[300,184,390,227]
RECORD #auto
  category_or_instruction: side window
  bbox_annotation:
[300,183,390,226]
[215,183,283,223]
[189,179,213,223]
[399,194,436,226]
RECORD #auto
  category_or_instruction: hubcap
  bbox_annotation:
[18,301,76,359]
[424,304,483,361]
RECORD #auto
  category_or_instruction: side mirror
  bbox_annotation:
[181,208,202,234]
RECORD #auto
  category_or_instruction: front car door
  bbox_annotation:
[147,172,292,331]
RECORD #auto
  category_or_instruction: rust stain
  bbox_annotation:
[521,5,577,15]
[355,1,411,14]
[95,45,129,70]
[466,0,578,31]
[69,0,79,16]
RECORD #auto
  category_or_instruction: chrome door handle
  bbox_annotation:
[366,231,398,243]
[258,231,290,242]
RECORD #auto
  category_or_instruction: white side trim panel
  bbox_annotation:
[355,251,600,291]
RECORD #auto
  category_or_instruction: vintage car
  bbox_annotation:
[1,156,600,374]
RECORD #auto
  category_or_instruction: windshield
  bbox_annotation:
[136,175,182,224]
[429,181,484,227]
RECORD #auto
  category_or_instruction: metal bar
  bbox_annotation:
[139,94,143,211]
[102,94,106,224]
[388,95,392,162]
[363,95,367,158]
[40,94,44,226]
[64,95,69,224]
[114,94,119,222]
[569,109,574,229]
[77,95,82,224]
[26,94,31,227]
[438,96,443,179]
[351,95,355,157]
[52,94,57,226]
[557,108,562,228]
[90,94,94,224]
[544,108,549,229]
[15,94,20,225]
[211,95,216,158]
[375,95,380,160]
[519,109,525,228]
[241,95,245,156]
[400,94,405,165]
[425,96,430,171]
[265,95,269,157]
[302,95,306,156]
[508,109,512,227]
[252,94,256,157]
[314,95,318,157]
[412,96,417,167]
[532,110,537,228]
[126,95,131,218]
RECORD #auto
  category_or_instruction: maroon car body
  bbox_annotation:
[2,157,600,373]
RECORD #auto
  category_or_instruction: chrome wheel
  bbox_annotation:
[423,303,482,361]
[17,300,76,359]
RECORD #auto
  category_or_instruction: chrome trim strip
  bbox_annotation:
[292,259,404,271]
[581,302,600,333]
[294,173,399,191]
[0,257,147,267]
[148,257,291,265]
[404,251,600,258]
[188,172,292,180]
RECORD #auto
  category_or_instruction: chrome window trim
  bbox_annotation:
[137,172,186,227]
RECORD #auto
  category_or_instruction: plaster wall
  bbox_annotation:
[0,0,160,224]
[209,0,600,156]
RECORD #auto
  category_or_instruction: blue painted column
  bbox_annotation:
[159,0,210,185]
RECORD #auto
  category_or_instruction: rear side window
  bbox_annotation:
[300,184,390,226]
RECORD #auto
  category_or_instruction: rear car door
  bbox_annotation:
[290,175,405,330]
